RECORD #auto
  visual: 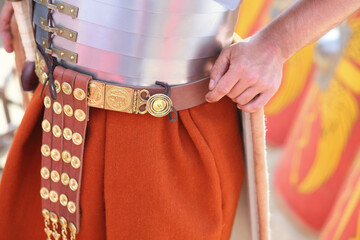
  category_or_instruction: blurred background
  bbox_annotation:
[1,0,359,239]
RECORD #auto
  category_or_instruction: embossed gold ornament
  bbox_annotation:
[67,201,76,214]
[41,167,50,179]
[62,82,72,95]
[61,173,70,185]
[71,156,81,169]
[53,102,62,114]
[74,88,86,101]
[88,81,105,108]
[62,150,71,163]
[42,72,49,85]
[41,144,51,157]
[54,80,61,93]
[52,125,62,138]
[44,96,51,109]
[50,212,61,240]
[105,85,133,113]
[49,190,59,203]
[74,109,86,122]
[40,187,50,199]
[35,52,46,81]
[146,94,173,117]
[63,128,73,141]
[59,216,68,240]
[72,133,83,145]
[69,178,79,191]
[59,194,69,207]
[64,104,74,117]
[42,120,51,132]
[51,170,60,183]
[42,208,53,240]
[69,222,77,240]
[51,149,61,161]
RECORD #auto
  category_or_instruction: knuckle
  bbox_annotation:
[217,85,230,95]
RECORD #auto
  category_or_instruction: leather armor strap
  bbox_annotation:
[40,65,91,239]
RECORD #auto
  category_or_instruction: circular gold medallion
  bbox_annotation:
[63,128,73,141]
[69,178,79,191]
[41,72,48,84]
[50,170,60,183]
[42,120,51,132]
[59,216,67,227]
[40,167,50,179]
[59,194,69,207]
[64,104,74,117]
[74,88,86,101]
[51,149,61,161]
[62,82,72,95]
[42,209,50,219]
[67,201,76,214]
[41,144,51,157]
[72,133,83,145]
[146,94,172,117]
[53,102,62,115]
[40,187,49,199]
[50,212,58,223]
[62,150,71,163]
[74,109,86,122]
[44,96,51,109]
[52,125,62,138]
[49,190,59,203]
[69,222,77,234]
[71,156,81,169]
[54,80,61,93]
[61,173,70,185]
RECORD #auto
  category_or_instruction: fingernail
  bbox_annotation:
[209,79,215,90]
[205,94,211,102]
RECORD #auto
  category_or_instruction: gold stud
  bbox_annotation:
[53,102,62,115]
[74,109,86,122]
[41,144,51,157]
[61,173,70,185]
[71,156,81,169]
[42,209,50,219]
[62,82,72,95]
[50,170,60,183]
[44,96,51,109]
[59,5,64,10]
[42,40,46,46]
[42,120,51,132]
[42,72,48,84]
[70,8,74,13]
[51,149,61,162]
[40,167,50,179]
[59,194,68,207]
[54,80,61,93]
[64,105,73,117]
[40,187,50,199]
[70,56,75,60]
[50,212,58,223]
[49,190,59,203]
[73,88,86,101]
[69,178,79,191]
[62,150,71,163]
[72,133,83,146]
[69,33,73,38]
[67,201,76,213]
[60,51,65,57]
[52,125,62,138]
[63,128,73,141]
[69,222,76,234]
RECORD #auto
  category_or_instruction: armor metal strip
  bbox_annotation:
[38,0,78,18]
[39,17,78,42]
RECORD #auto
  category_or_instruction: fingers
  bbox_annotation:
[208,47,231,91]
[237,91,273,113]
[0,2,14,53]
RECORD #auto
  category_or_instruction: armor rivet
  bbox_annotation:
[67,201,76,214]
[70,56,75,60]
[50,170,60,183]
[49,190,59,203]
[62,82,72,95]
[74,109,86,122]
[69,33,73,38]
[63,128,73,141]
[72,133,83,146]
[40,187,49,199]
[69,222,77,234]
[73,88,86,101]
[59,5,64,10]
[60,51,65,57]
[54,80,61,93]
[62,150,71,163]
[69,178,79,191]
[59,194,68,207]
[42,119,51,132]
[51,149,61,162]
[42,209,50,219]
[53,102,62,115]
[71,156,81,169]
[70,8,74,13]
[44,96,51,109]
[41,144,51,157]
[40,167,50,179]
[52,125,62,138]
[59,29,64,34]
[61,173,70,185]
[64,105,74,117]
[50,212,58,223]
[42,40,46,46]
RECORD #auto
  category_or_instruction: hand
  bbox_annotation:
[0,1,14,53]
[205,36,285,113]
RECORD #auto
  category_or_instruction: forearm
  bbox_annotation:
[256,0,360,60]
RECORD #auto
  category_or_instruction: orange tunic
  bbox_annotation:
[0,84,244,239]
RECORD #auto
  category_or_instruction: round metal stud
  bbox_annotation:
[59,217,67,227]
[62,82,72,95]
[42,209,50,219]
[63,128,73,141]
[59,194,69,207]
[40,167,50,179]
[74,109,86,122]
[71,156,81,169]
[51,149,61,162]
[62,150,71,163]
[50,170,60,183]
[73,88,86,101]
[40,187,49,199]
[41,144,51,157]
[49,190,59,203]
[50,212,58,223]
[69,178,79,191]
[72,133,83,146]
[53,102,62,115]
[67,201,76,214]
[61,173,70,185]
[146,94,173,117]
[64,105,73,117]
[59,4,64,10]
[52,125,62,138]
[69,222,77,234]
[54,80,61,93]
[44,96,51,109]
[42,72,48,84]
[42,120,51,132]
